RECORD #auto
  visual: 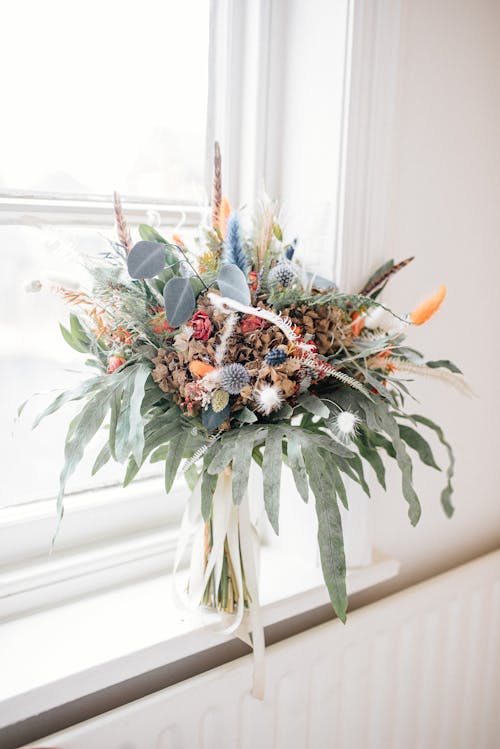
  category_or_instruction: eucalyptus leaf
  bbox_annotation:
[127,241,167,279]
[234,407,258,424]
[164,276,196,328]
[202,403,230,431]
[92,443,111,476]
[59,322,89,353]
[138,224,167,243]
[217,263,251,305]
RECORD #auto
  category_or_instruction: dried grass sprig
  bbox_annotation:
[113,191,132,254]
[387,358,474,396]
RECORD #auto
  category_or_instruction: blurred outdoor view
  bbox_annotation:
[0,0,210,507]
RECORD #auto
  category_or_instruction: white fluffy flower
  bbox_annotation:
[364,306,408,336]
[254,384,283,415]
[335,410,359,442]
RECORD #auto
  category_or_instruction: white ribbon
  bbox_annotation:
[173,470,265,699]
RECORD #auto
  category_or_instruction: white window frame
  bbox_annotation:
[0,0,403,622]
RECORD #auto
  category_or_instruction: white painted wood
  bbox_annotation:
[0,549,398,728]
[32,550,500,748]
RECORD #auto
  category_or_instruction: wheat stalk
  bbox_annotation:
[212,141,222,230]
[388,358,475,397]
[113,191,132,254]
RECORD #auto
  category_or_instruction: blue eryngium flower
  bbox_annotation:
[224,213,248,274]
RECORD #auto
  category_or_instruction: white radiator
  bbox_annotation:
[34,550,500,749]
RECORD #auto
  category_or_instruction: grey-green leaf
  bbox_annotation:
[286,431,309,502]
[217,263,251,305]
[127,241,167,279]
[163,276,196,328]
[408,414,456,518]
[398,424,441,471]
[165,430,189,492]
[262,426,284,534]
[298,394,330,419]
[232,430,255,504]
[304,446,347,622]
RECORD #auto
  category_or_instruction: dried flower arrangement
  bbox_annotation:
[26,144,467,696]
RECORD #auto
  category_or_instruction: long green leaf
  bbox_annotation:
[374,403,421,526]
[232,430,255,505]
[356,433,386,489]
[286,431,309,502]
[398,424,441,471]
[165,430,189,492]
[262,426,284,534]
[201,465,218,521]
[407,414,456,517]
[92,442,111,476]
[303,446,347,622]
[32,376,105,428]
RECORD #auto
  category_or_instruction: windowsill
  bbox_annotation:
[0,547,399,729]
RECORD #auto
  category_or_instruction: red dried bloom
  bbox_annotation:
[240,315,265,334]
[107,355,126,374]
[190,311,213,341]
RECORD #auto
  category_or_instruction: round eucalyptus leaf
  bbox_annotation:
[127,241,167,279]
[202,403,231,431]
[163,276,196,328]
[217,263,251,306]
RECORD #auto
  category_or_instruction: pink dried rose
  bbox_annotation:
[190,311,212,341]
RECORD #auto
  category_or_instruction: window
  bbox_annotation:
[0,0,403,620]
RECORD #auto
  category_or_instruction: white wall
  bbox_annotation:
[371,0,500,589]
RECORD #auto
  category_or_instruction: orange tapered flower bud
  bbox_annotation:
[410,284,447,325]
[218,196,231,238]
[189,360,216,378]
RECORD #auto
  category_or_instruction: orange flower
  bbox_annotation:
[107,355,126,374]
[410,284,446,325]
[172,233,184,246]
[218,196,231,238]
[189,360,215,378]
[351,311,365,336]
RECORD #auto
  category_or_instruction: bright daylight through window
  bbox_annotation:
[0,0,210,509]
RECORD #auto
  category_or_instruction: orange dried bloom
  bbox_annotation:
[351,311,365,336]
[189,360,215,378]
[218,196,231,238]
[410,284,447,325]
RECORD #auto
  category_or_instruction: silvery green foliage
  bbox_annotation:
[217,263,251,305]
[163,276,196,327]
[127,241,167,279]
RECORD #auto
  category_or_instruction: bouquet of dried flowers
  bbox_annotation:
[28,145,467,665]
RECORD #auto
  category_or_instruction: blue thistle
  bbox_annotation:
[265,348,288,366]
[224,213,248,274]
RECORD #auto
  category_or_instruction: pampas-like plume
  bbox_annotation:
[387,357,474,396]
[215,312,238,366]
[113,191,132,254]
[223,213,247,272]
[212,141,222,230]
[410,284,446,325]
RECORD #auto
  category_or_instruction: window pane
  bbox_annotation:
[1,222,197,508]
[0,0,209,201]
